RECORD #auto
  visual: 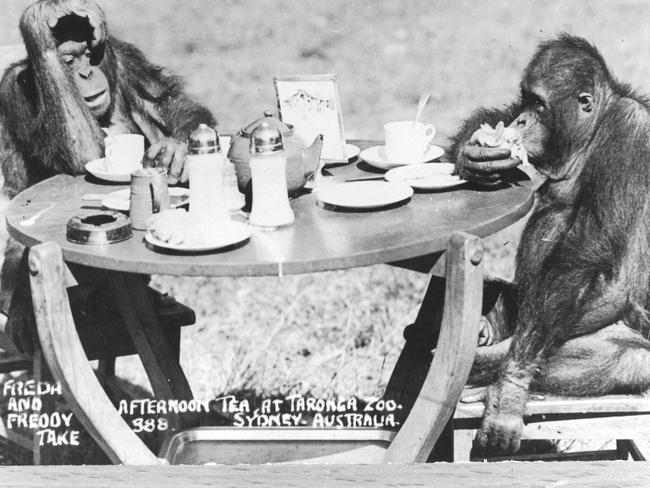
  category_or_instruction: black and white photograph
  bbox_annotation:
[0,0,649,486]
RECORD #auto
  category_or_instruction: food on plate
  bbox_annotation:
[470,121,528,164]
[147,209,223,246]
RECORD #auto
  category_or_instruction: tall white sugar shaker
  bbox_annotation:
[248,121,295,227]
[187,124,229,224]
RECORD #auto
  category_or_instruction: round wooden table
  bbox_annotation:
[5,141,534,452]
[6,141,533,277]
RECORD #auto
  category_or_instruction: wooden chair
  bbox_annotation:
[28,232,484,464]
[386,213,650,462]
[398,236,650,460]
[451,184,650,462]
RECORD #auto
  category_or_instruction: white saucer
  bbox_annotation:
[385,163,466,191]
[85,158,141,183]
[317,181,414,210]
[145,221,252,253]
[323,143,361,167]
[346,143,361,160]
[359,145,445,170]
[100,187,190,212]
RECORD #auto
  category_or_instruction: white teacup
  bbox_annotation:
[384,121,436,163]
[104,133,145,173]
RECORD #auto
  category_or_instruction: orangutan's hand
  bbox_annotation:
[475,379,527,453]
[456,142,520,188]
[142,138,189,185]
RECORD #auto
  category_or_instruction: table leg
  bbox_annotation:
[106,271,195,430]
[384,276,445,417]
[384,269,506,461]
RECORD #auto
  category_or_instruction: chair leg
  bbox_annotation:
[97,358,116,378]
[429,420,454,462]
[95,357,131,402]
[453,428,475,462]
[32,347,59,465]
[617,440,649,461]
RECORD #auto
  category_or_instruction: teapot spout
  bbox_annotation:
[304,134,324,174]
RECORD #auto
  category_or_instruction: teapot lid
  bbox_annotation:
[241,110,291,137]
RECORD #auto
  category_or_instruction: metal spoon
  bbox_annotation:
[19,203,56,227]
[412,92,430,128]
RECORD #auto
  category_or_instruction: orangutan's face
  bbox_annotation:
[58,40,111,117]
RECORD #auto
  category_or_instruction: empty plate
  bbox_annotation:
[385,163,466,191]
[317,181,414,210]
[359,145,445,171]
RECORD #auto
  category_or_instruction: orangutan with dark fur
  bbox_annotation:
[0,0,215,195]
[0,0,215,349]
[452,35,650,453]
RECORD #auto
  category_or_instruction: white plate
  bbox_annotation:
[145,221,252,252]
[359,145,445,170]
[346,143,361,160]
[85,158,140,183]
[385,163,467,191]
[317,181,414,209]
[323,143,361,167]
[100,187,190,212]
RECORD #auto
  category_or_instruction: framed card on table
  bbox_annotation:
[273,74,347,163]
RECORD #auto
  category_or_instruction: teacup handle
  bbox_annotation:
[103,129,118,158]
[104,139,113,158]
[422,124,436,146]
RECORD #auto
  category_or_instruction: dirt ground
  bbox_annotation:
[0,0,649,464]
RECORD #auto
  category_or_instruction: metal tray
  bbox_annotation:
[159,427,395,465]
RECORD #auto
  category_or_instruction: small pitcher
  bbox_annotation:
[129,167,170,230]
